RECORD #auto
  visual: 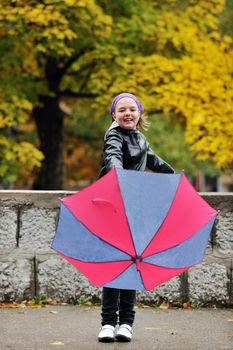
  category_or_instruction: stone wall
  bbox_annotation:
[0,191,232,306]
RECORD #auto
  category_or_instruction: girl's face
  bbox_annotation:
[112,97,140,130]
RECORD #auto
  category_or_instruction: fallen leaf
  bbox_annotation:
[159,302,171,309]
[0,299,58,309]
[46,298,59,305]
[135,304,150,309]
[145,327,178,335]
[30,305,42,308]
[183,302,192,309]
[145,327,163,331]
[0,303,19,308]
[50,341,64,346]
[85,301,93,306]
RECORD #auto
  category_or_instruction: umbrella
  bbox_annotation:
[51,167,218,291]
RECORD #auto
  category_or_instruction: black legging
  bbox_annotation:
[101,287,136,327]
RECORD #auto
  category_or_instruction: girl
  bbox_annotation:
[98,93,174,342]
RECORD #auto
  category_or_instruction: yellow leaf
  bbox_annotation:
[159,302,171,309]
[50,341,65,346]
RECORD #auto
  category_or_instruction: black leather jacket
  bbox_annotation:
[98,122,174,178]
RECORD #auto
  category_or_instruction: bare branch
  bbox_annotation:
[59,49,95,75]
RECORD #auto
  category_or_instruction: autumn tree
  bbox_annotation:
[0,95,44,188]
[1,0,232,189]
[64,0,233,182]
[95,0,233,171]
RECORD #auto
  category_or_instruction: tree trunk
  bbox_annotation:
[32,95,64,190]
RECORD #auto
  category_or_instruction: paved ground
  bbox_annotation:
[1,305,233,350]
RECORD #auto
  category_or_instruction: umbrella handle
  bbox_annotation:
[92,198,117,213]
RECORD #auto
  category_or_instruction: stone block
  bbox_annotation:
[0,257,34,302]
[37,255,101,303]
[0,207,17,249]
[188,263,229,305]
[19,208,58,252]
[215,212,233,256]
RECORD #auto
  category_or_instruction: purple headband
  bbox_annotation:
[110,93,144,115]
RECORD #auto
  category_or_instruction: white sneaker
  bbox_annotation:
[115,324,132,342]
[98,325,115,342]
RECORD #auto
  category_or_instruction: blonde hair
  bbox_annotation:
[137,113,150,131]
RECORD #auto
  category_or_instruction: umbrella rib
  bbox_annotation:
[115,169,137,258]
[137,268,147,290]
[143,260,192,269]
[140,173,183,258]
[142,215,215,260]
[62,201,133,258]
[52,247,133,264]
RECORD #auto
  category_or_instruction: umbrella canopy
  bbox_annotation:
[51,168,218,291]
